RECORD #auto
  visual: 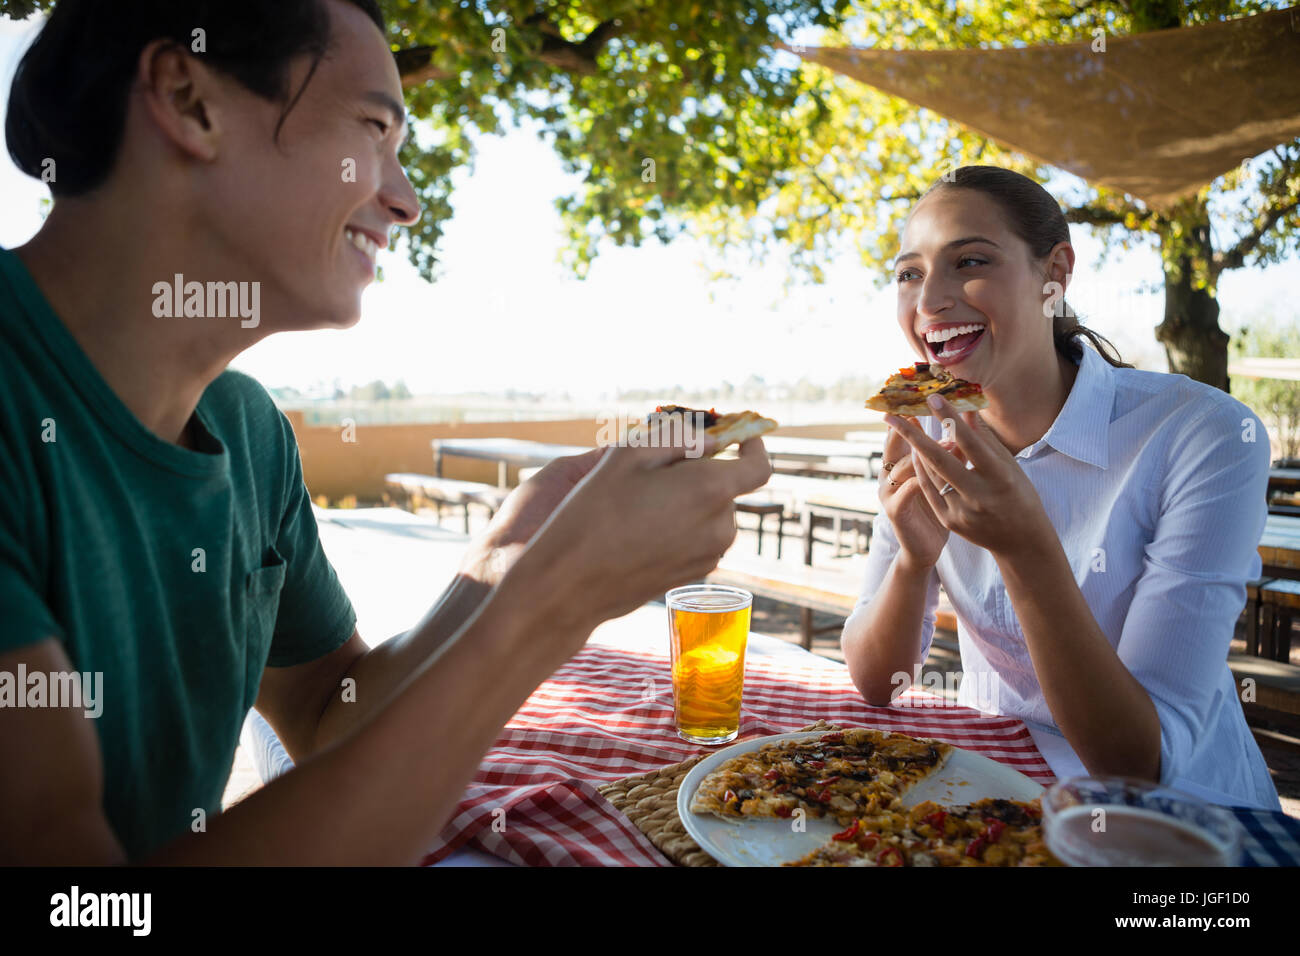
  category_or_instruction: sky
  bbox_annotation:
[1,13,1296,401]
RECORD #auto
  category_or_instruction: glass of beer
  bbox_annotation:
[1043,777,1244,866]
[666,585,752,745]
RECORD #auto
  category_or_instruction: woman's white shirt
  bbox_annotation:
[847,344,1280,810]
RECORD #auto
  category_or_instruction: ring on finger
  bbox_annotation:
[882,460,895,473]
[938,482,955,496]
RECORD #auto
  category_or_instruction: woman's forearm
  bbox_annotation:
[842,554,937,705]
[997,538,1162,781]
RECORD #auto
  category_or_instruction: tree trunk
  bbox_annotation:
[1156,269,1229,391]
[1154,199,1229,391]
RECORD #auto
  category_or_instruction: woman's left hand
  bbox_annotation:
[882,394,1056,560]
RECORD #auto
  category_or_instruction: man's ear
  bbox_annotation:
[135,39,221,163]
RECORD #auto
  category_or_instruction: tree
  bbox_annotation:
[1228,315,1300,461]
[7,1,1296,388]
[676,0,1299,390]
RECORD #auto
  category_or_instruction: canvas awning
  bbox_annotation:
[782,6,1300,211]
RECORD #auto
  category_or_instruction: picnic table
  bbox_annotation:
[260,508,1300,866]
[1260,514,1300,581]
[1270,468,1300,494]
[407,603,1299,867]
[763,435,885,479]
[432,438,593,488]
[1268,468,1300,516]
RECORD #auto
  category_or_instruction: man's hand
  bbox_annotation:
[508,436,772,638]
[465,448,608,586]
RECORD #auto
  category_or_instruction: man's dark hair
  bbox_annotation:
[6,0,387,197]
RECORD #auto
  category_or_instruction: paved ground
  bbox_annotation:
[224,506,1300,820]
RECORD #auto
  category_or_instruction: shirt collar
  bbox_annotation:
[1020,344,1114,469]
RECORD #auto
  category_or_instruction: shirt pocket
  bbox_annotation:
[242,546,287,711]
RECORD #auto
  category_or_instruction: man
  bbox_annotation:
[0,0,770,863]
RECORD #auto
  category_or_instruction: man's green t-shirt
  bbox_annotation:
[0,248,357,860]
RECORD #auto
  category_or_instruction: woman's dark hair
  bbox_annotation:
[919,165,1132,369]
[6,0,386,197]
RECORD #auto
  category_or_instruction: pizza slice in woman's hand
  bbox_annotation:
[865,363,989,418]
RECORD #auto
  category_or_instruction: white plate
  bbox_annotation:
[677,730,1045,867]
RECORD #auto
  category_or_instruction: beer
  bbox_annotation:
[1048,805,1237,866]
[1043,778,1244,867]
[666,586,752,744]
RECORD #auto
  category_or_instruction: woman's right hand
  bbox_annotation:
[879,424,950,569]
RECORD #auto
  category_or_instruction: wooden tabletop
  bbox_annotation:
[1260,514,1300,575]
[1269,468,1300,491]
[432,437,593,464]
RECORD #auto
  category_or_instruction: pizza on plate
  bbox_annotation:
[627,405,778,453]
[783,797,1060,867]
[689,729,953,823]
[864,362,988,417]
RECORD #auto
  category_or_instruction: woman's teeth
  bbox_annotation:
[925,323,986,360]
[345,228,380,260]
[924,323,985,345]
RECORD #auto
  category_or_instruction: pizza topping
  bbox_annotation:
[649,405,719,429]
[833,820,862,842]
[876,846,904,867]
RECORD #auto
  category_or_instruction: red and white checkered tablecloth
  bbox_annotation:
[420,612,1056,867]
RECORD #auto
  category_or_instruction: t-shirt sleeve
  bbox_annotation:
[263,409,357,667]
[1114,398,1269,787]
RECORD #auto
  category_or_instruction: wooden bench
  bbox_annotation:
[706,555,957,650]
[383,473,511,533]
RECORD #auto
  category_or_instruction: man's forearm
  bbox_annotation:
[312,541,500,753]
[149,557,587,865]
[998,540,1161,781]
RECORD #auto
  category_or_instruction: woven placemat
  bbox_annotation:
[597,721,842,867]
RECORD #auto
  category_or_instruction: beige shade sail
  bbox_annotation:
[783,6,1300,211]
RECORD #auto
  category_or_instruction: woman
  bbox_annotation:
[841,165,1280,810]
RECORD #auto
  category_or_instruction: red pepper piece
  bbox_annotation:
[763,768,780,780]
[966,834,987,859]
[899,367,916,379]
[821,732,844,744]
[833,820,862,842]
[806,760,825,770]
[774,804,794,818]
[856,831,880,850]
[985,819,1006,843]
[923,810,947,830]
[877,846,904,867]
[723,789,737,805]
[813,776,841,787]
